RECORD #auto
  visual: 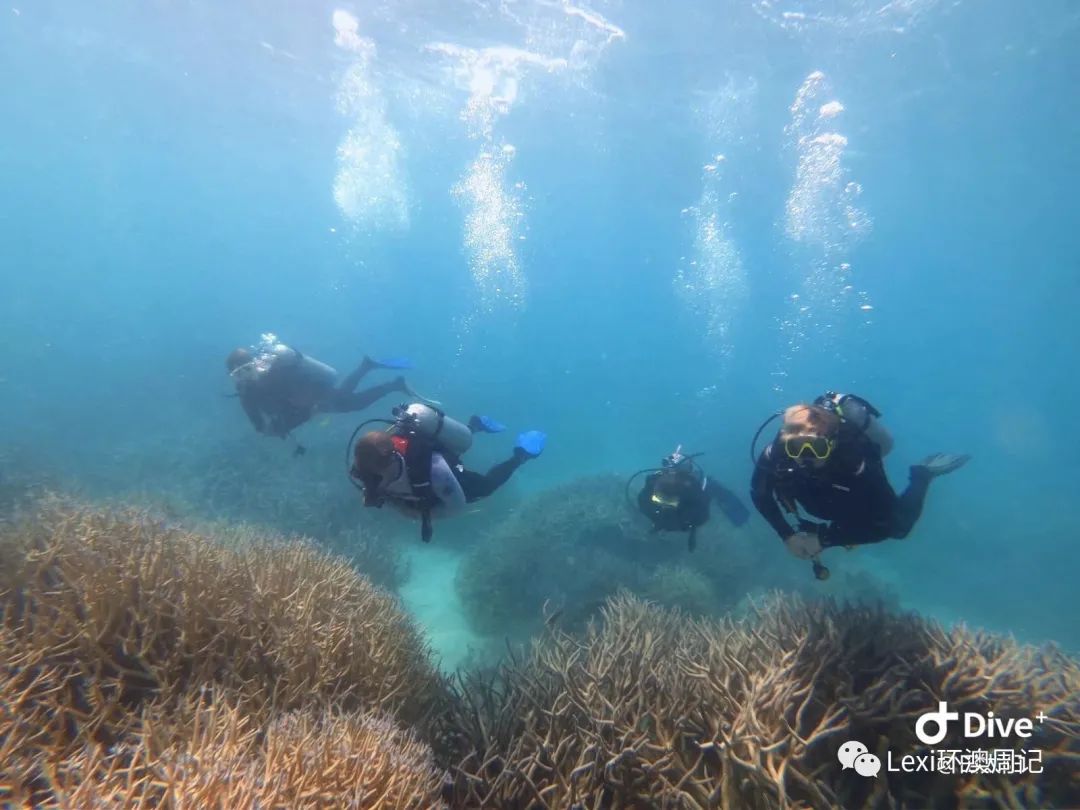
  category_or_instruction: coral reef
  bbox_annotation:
[2,497,1077,808]
[456,474,861,640]
[75,436,412,591]
[0,501,448,804]
[23,696,446,809]
[448,592,1080,809]
[643,563,722,616]
[0,449,61,526]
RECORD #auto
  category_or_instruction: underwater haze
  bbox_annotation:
[3,0,1079,669]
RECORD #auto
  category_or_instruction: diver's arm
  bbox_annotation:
[636,474,658,514]
[705,479,750,526]
[750,456,795,540]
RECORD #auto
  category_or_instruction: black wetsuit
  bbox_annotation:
[237,353,399,437]
[638,468,750,550]
[750,428,931,548]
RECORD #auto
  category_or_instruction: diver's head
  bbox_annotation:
[351,431,398,482]
[661,444,686,469]
[226,347,252,373]
[779,404,840,467]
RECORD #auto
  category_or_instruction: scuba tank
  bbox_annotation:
[392,403,473,456]
[814,392,892,456]
[294,352,337,389]
[267,343,338,389]
[343,403,473,495]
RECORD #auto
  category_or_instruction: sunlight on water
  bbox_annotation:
[428,42,568,141]
[331,10,409,231]
[753,0,943,34]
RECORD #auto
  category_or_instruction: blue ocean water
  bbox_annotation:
[2,0,1078,664]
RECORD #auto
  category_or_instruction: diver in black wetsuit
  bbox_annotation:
[750,394,969,573]
[226,341,412,440]
[633,447,750,551]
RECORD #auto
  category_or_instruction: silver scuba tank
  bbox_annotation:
[269,343,338,389]
[394,402,473,456]
[822,392,894,457]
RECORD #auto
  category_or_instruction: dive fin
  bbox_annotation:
[916,453,971,478]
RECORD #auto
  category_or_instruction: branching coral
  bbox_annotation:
[0,500,449,803]
[644,563,722,616]
[75,435,412,591]
[38,696,447,809]
[456,474,835,641]
[448,592,1080,809]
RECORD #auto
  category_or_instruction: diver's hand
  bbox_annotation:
[784,531,823,560]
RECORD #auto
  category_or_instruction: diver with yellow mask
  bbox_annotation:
[750,393,970,578]
[629,446,749,551]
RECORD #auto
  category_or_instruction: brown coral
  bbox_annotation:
[39,696,446,809]
[0,500,448,803]
[448,592,1080,809]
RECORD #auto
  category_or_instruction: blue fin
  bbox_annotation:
[469,415,506,434]
[373,356,414,370]
[515,430,547,458]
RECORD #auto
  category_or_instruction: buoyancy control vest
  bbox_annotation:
[380,435,467,517]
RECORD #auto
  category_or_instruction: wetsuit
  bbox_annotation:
[750,428,932,548]
[638,468,750,550]
[237,351,400,437]
[359,434,529,541]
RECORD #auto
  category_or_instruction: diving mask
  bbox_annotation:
[783,434,834,462]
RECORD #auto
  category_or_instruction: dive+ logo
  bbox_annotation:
[838,741,881,777]
[839,703,1049,778]
[914,701,1044,745]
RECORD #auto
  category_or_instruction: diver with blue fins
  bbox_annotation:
[226,334,415,451]
[750,391,970,579]
[629,446,750,551]
[348,403,546,542]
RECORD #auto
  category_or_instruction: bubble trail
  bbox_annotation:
[330,9,409,232]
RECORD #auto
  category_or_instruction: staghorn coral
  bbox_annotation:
[74,434,412,591]
[37,695,447,809]
[643,563,722,617]
[0,449,64,527]
[456,475,711,638]
[0,500,448,801]
[448,592,1080,809]
[456,474,857,641]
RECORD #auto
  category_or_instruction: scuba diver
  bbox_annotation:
[226,334,414,449]
[750,391,970,579]
[349,403,546,542]
[629,446,750,551]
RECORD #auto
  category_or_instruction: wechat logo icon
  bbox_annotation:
[838,741,881,777]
